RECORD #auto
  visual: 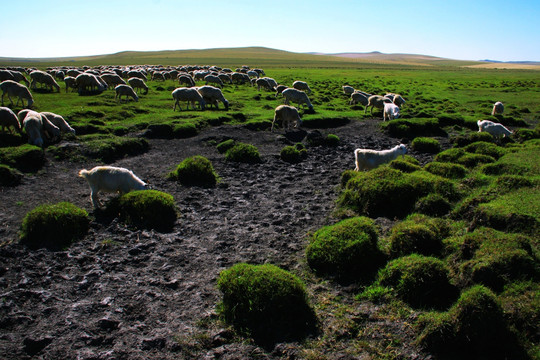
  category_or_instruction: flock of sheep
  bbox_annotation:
[0,64,514,207]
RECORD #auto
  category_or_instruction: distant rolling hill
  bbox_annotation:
[0,47,537,69]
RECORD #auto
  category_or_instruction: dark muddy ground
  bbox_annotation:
[0,119,447,359]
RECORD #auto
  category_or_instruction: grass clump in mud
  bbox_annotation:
[168,155,219,187]
[116,190,178,232]
[280,143,307,163]
[224,142,261,163]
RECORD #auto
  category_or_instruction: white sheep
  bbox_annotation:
[231,72,251,85]
[127,77,149,95]
[271,105,302,132]
[255,78,273,91]
[492,101,504,116]
[101,73,127,89]
[0,70,29,87]
[383,103,400,121]
[40,111,76,135]
[23,114,44,147]
[342,85,355,95]
[0,80,34,108]
[178,74,196,87]
[364,95,393,115]
[63,76,78,93]
[354,144,408,171]
[218,73,232,84]
[78,166,147,208]
[29,70,60,92]
[263,77,278,90]
[292,80,312,94]
[115,84,139,102]
[172,87,206,111]
[350,92,369,106]
[204,74,224,88]
[19,109,60,143]
[282,88,313,110]
[477,120,513,139]
[275,85,288,98]
[196,85,229,110]
[75,73,107,93]
[247,70,259,78]
[0,106,21,134]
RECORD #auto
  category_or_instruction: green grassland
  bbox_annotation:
[1,47,540,358]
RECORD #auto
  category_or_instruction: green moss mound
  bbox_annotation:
[216,139,236,154]
[411,137,441,153]
[169,155,219,187]
[225,142,261,163]
[217,263,317,347]
[388,215,448,258]
[306,217,384,281]
[0,164,23,186]
[414,193,452,217]
[0,144,44,172]
[20,202,90,250]
[280,143,307,163]
[118,190,177,232]
[424,161,468,179]
[173,122,199,138]
[382,118,444,138]
[82,135,149,163]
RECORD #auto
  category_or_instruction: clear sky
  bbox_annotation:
[2,0,539,61]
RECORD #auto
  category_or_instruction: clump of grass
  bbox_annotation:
[388,214,448,258]
[0,164,23,186]
[451,132,494,147]
[326,133,340,146]
[280,143,307,163]
[305,217,384,281]
[389,159,422,173]
[464,141,506,159]
[382,118,443,138]
[217,263,317,347]
[0,144,44,172]
[216,139,236,154]
[81,135,149,163]
[173,122,199,138]
[168,155,219,187]
[415,193,452,217]
[117,190,178,232]
[20,202,90,250]
[411,137,441,153]
[225,142,261,163]
[424,162,468,179]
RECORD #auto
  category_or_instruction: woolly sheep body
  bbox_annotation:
[292,80,312,94]
[354,144,408,171]
[231,72,251,85]
[350,92,369,106]
[0,80,34,108]
[75,73,107,93]
[255,78,273,91]
[127,77,149,94]
[40,111,76,135]
[383,103,400,121]
[178,74,195,87]
[64,76,77,93]
[342,85,355,95]
[78,166,147,208]
[282,88,313,110]
[204,74,224,88]
[19,109,60,142]
[263,77,278,90]
[365,95,392,115]
[30,70,60,92]
[101,73,126,89]
[477,120,512,139]
[196,85,229,110]
[0,70,29,87]
[23,115,44,147]
[272,105,302,132]
[0,106,21,133]
[172,87,206,111]
[275,85,288,97]
[115,84,139,102]
[492,101,504,116]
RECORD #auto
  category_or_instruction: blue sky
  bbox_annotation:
[2,0,539,61]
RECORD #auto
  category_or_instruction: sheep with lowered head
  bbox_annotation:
[342,85,355,95]
[40,111,76,135]
[196,85,229,110]
[78,166,147,208]
[383,102,400,121]
[292,80,312,94]
[127,77,149,95]
[365,95,392,115]
[204,74,224,88]
[350,92,369,106]
[0,106,22,134]
[64,76,78,93]
[115,84,139,102]
[172,87,206,111]
[354,144,407,171]
[492,101,504,116]
[255,78,274,91]
[282,88,313,110]
[0,80,34,108]
[477,119,512,139]
[29,70,60,92]
[271,105,302,132]
[178,74,196,87]
[19,109,60,142]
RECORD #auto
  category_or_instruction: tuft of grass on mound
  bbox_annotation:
[424,161,468,179]
[0,144,45,172]
[411,137,441,153]
[280,143,307,164]
[168,155,219,187]
[117,190,178,232]
[20,202,90,250]
[0,164,23,186]
[388,214,449,258]
[224,142,261,163]
[217,263,317,347]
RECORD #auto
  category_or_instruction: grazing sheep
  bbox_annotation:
[271,105,302,132]
[178,74,196,87]
[151,71,166,81]
[253,68,266,77]
[342,85,355,95]
[40,111,76,135]
[218,73,232,84]
[231,72,251,85]
[115,84,139,102]
[0,70,29,87]
[393,94,406,107]
[101,73,126,89]
[19,109,60,141]
[255,78,273,91]
[78,166,147,208]
[275,85,288,97]
[22,114,44,147]
[197,85,229,110]
[282,88,313,110]
[63,76,78,93]
[292,80,312,94]
[0,80,34,108]
[364,95,392,115]
[263,77,278,90]
[204,74,224,88]
[350,92,369,106]
[477,120,513,139]
[383,103,400,121]
[172,87,206,111]
[492,101,504,115]
[0,106,22,133]
[247,70,259,78]
[127,77,149,95]
[29,70,60,92]
[75,73,107,93]
[354,144,408,171]
[127,70,147,81]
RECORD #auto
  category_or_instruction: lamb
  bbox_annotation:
[354,144,408,171]
[292,80,312,94]
[0,80,34,108]
[78,166,147,208]
[271,105,302,132]
[196,85,229,110]
[282,88,313,110]
[115,84,139,102]
[29,70,60,92]
[101,73,126,89]
[492,101,504,116]
[477,120,513,139]
[0,106,21,133]
[364,95,392,115]
[204,74,224,88]
[127,77,149,95]
[172,87,206,111]
[350,92,369,106]
[383,102,400,121]
[40,111,76,135]
[342,85,355,95]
